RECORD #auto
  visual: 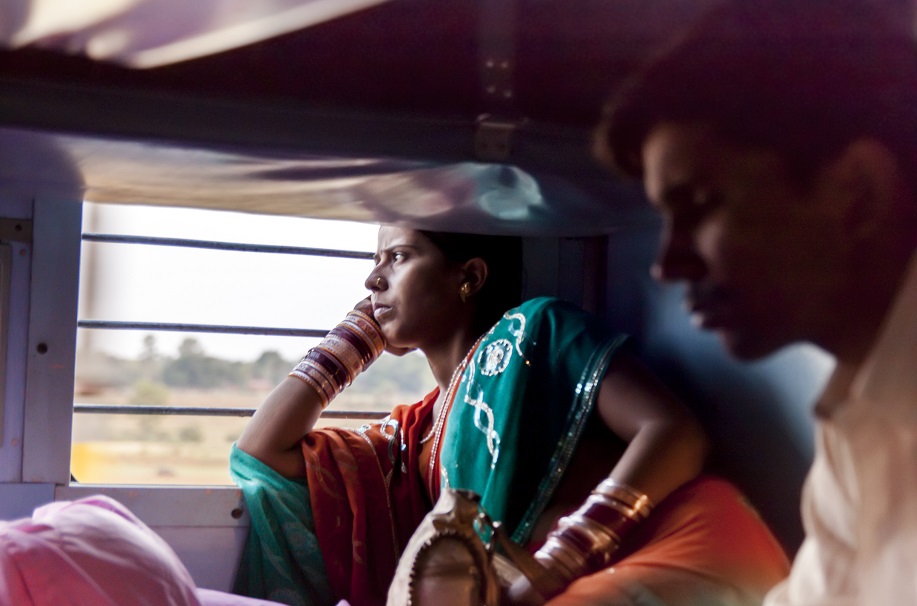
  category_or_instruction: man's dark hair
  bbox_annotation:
[597,0,917,189]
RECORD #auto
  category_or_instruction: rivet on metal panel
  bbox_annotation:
[480,53,514,108]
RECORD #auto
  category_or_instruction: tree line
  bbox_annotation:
[82,335,433,405]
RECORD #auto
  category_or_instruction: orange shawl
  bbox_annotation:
[301,389,437,605]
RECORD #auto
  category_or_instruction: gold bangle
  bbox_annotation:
[594,479,654,519]
[535,538,586,583]
[293,358,341,399]
[312,338,358,385]
[534,480,652,585]
[335,321,379,369]
[298,361,338,402]
[303,350,349,389]
[287,311,386,409]
[345,310,386,354]
[288,369,332,408]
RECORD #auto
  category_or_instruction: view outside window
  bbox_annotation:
[72,203,433,485]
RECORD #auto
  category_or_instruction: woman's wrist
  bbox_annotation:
[534,479,654,585]
[288,309,386,408]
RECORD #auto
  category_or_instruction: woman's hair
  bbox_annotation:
[419,230,524,331]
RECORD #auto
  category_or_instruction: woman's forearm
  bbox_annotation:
[237,306,386,478]
[593,351,709,503]
[531,351,709,592]
[236,377,326,478]
[605,415,708,504]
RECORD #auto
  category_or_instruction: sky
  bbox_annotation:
[78,202,381,363]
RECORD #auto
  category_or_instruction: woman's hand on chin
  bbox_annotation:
[354,296,415,357]
[354,296,375,317]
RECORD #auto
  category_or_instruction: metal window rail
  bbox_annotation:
[73,404,388,419]
[81,233,375,260]
[76,232,384,421]
[77,320,331,338]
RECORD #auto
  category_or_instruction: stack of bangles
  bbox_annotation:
[288,309,386,408]
[534,478,654,588]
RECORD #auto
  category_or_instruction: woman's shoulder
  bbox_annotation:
[512,296,583,316]
[508,297,596,325]
[503,297,630,353]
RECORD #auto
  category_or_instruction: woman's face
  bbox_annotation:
[365,226,466,350]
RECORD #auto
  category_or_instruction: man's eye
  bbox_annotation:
[692,191,723,211]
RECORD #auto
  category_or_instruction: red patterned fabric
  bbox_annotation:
[302,389,438,606]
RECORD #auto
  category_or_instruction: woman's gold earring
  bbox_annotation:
[460,282,471,303]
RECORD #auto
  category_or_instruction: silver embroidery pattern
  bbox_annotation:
[356,416,407,473]
[453,309,534,471]
[502,311,527,356]
[480,339,513,376]
[462,361,501,468]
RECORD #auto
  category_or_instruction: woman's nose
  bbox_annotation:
[365,271,386,291]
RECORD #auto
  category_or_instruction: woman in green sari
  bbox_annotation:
[232,226,788,606]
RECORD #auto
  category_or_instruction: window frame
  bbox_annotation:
[17,198,393,588]
[68,202,392,488]
[23,197,81,484]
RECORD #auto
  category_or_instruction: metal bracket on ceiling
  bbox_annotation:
[475,0,521,162]
[474,115,516,162]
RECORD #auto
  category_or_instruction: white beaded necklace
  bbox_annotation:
[425,335,485,498]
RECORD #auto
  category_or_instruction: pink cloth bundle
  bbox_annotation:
[0,495,282,606]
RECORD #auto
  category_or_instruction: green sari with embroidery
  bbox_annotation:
[439,296,628,544]
[231,296,627,604]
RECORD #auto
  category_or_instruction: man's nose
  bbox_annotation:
[651,230,706,283]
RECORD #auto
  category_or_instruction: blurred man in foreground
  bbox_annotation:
[597,1,917,604]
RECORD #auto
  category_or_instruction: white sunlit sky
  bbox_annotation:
[78,201,381,363]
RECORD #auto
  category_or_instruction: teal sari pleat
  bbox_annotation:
[438,297,628,544]
[230,445,335,606]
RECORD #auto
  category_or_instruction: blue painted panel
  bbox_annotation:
[0,483,55,521]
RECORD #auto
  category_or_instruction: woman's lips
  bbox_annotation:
[373,305,392,321]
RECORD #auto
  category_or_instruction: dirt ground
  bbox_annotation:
[71,387,399,485]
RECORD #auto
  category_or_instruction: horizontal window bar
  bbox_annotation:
[82,233,375,260]
[74,404,388,420]
[77,320,328,338]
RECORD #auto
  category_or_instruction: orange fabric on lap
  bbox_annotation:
[548,477,790,606]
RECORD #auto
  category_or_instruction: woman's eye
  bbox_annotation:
[392,251,406,261]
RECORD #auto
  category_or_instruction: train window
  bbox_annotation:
[72,203,433,486]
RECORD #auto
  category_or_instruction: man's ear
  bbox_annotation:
[460,258,489,297]
[828,138,906,239]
